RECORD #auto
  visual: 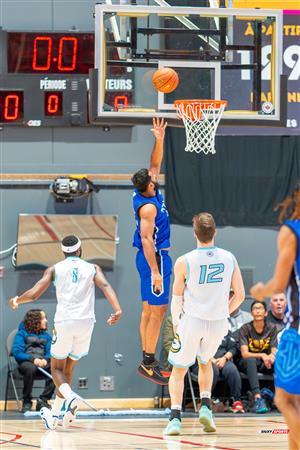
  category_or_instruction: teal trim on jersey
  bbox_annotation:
[168,359,194,369]
[185,256,190,284]
[66,256,80,259]
[196,246,216,250]
[50,353,69,360]
[69,352,88,360]
[197,356,208,365]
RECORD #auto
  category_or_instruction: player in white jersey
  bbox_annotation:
[9,235,122,430]
[164,213,245,436]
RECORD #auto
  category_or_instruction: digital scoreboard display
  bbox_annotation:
[0,90,24,123]
[7,32,94,74]
[0,29,134,126]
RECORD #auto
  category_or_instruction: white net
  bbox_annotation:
[174,100,227,155]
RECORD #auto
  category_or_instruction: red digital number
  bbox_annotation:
[47,94,59,114]
[58,37,78,71]
[32,36,52,70]
[114,95,129,110]
[4,95,19,120]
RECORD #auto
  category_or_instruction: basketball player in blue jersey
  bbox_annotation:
[164,213,245,435]
[132,117,171,386]
[9,235,122,430]
[251,183,300,450]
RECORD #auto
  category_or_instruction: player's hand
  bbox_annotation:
[107,309,122,326]
[151,117,167,141]
[152,271,163,295]
[8,297,19,310]
[269,353,275,365]
[250,282,266,301]
[40,359,47,368]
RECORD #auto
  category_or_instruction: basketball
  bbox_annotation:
[152,67,179,93]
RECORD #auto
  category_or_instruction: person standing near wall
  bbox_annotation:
[9,235,122,430]
[131,118,171,386]
[250,183,300,450]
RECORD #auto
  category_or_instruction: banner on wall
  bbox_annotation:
[219,13,300,135]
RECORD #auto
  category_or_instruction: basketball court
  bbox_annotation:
[1,0,299,449]
[0,415,289,449]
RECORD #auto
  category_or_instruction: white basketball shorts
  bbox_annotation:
[51,319,95,360]
[168,313,229,367]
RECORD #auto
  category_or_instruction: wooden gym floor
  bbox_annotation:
[0,415,288,449]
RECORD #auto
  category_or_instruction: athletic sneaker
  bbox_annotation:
[40,407,59,430]
[164,418,181,435]
[254,397,269,414]
[199,405,217,432]
[62,396,81,428]
[137,362,168,385]
[232,400,245,413]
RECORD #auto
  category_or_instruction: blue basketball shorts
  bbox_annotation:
[275,327,300,395]
[136,249,172,305]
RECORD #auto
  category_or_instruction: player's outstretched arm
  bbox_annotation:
[170,257,186,332]
[8,267,54,310]
[149,117,167,178]
[250,226,296,301]
[94,265,122,325]
[228,259,245,314]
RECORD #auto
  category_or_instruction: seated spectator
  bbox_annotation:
[12,309,55,412]
[239,301,277,414]
[211,330,245,413]
[266,293,287,332]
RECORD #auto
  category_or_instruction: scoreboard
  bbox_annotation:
[0,29,133,126]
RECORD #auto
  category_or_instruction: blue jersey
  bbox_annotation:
[132,188,170,251]
[283,220,300,332]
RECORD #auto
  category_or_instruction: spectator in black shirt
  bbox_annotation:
[239,300,277,414]
[266,293,287,332]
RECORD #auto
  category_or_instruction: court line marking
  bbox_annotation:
[70,424,237,450]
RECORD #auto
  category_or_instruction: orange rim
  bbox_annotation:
[174,99,228,108]
[174,99,227,120]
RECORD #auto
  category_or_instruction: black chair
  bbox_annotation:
[4,329,47,412]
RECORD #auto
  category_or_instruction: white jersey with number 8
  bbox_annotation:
[54,257,96,323]
[183,247,235,321]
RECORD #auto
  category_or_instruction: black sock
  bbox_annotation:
[201,397,211,410]
[144,352,155,365]
[142,350,145,361]
[170,409,181,421]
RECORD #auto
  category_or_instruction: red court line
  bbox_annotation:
[70,424,237,450]
[91,216,115,240]
[34,215,59,241]
[266,420,286,424]
[0,432,22,445]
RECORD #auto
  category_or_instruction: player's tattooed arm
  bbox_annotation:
[94,264,122,324]
[8,266,54,309]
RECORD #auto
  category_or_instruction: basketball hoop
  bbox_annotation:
[174,99,228,155]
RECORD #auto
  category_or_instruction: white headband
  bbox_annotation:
[61,238,81,253]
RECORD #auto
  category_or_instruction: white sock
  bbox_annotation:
[59,383,74,400]
[171,404,182,410]
[52,396,65,416]
[200,391,211,399]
